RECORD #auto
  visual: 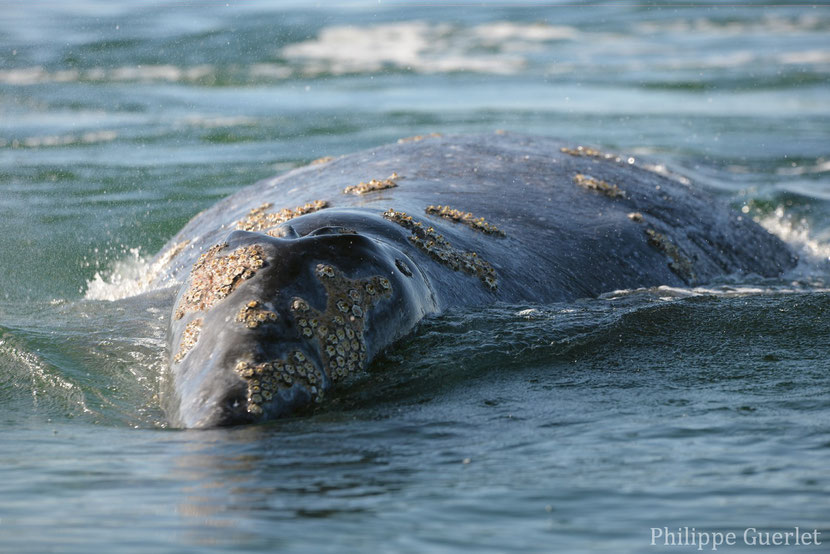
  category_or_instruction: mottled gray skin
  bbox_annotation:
[156,133,796,428]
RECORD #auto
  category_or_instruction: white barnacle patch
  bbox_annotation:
[236,200,329,233]
[645,228,697,284]
[397,132,442,144]
[235,300,278,329]
[573,173,626,199]
[173,318,203,363]
[317,265,336,279]
[343,173,400,195]
[383,209,499,291]
[560,145,624,163]
[425,205,505,236]
[233,352,323,416]
[174,243,265,320]
[311,156,335,165]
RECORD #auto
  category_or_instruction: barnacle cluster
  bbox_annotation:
[560,145,636,165]
[383,209,498,291]
[174,243,265,320]
[397,132,442,143]
[236,200,328,233]
[230,264,394,416]
[561,145,604,158]
[290,264,392,383]
[645,228,697,284]
[573,173,626,199]
[425,205,505,236]
[233,353,325,416]
[560,145,614,160]
[343,173,400,195]
[311,156,334,165]
[235,300,278,329]
[173,318,202,363]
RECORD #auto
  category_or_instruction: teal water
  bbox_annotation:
[1,1,829,552]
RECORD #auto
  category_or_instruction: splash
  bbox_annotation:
[84,248,154,301]
[757,206,830,266]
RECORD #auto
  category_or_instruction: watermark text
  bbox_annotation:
[650,527,821,550]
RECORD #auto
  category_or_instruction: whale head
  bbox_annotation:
[163,210,436,428]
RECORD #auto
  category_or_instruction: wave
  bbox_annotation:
[600,283,830,303]
[0,292,171,427]
[0,65,216,86]
[777,50,830,66]
[281,20,573,73]
[2,15,826,88]
[776,158,830,177]
[634,14,827,36]
[0,21,579,85]
[176,115,258,129]
[0,130,117,149]
[280,21,576,76]
[0,325,93,421]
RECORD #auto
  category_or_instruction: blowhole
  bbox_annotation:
[395,258,413,277]
[308,226,359,237]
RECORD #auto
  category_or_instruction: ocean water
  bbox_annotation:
[1,1,829,552]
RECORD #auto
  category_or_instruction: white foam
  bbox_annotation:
[248,63,293,80]
[776,159,830,177]
[280,21,575,76]
[84,238,197,301]
[602,283,829,302]
[107,64,213,82]
[635,14,825,36]
[471,22,579,44]
[178,115,258,129]
[777,50,830,65]
[657,50,757,71]
[641,163,692,186]
[0,64,215,85]
[284,22,430,73]
[0,66,79,85]
[11,130,117,149]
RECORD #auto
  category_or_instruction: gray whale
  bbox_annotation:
[153,133,796,428]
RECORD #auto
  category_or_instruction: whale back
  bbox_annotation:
[153,132,796,304]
